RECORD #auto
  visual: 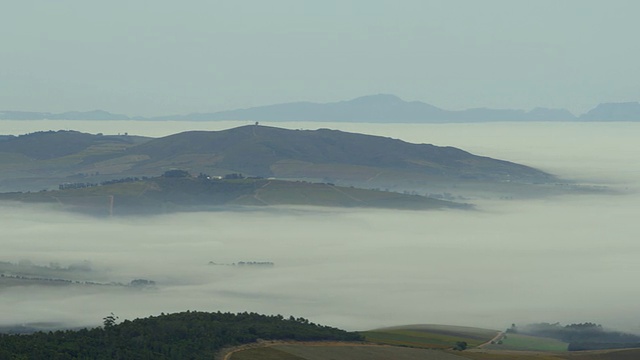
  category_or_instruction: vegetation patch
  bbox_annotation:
[231,346,306,360]
[0,311,362,359]
[271,344,469,360]
[509,322,640,351]
[485,333,568,352]
[363,324,498,350]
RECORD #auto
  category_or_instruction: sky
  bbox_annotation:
[2,0,640,116]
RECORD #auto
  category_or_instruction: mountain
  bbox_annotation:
[4,96,640,122]
[0,126,558,199]
[580,102,640,121]
[160,94,579,123]
[176,94,448,122]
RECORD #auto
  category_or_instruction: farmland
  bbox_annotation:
[229,344,469,360]
[485,333,568,351]
[362,324,499,349]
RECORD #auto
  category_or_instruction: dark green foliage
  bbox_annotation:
[162,169,191,178]
[0,311,362,359]
[515,322,640,351]
[102,313,118,328]
[0,175,467,215]
[453,341,467,350]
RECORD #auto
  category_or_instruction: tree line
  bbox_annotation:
[0,311,363,359]
[508,322,640,351]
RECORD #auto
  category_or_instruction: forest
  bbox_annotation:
[509,322,640,351]
[0,311,362,359]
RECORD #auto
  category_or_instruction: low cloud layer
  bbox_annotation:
[1,122,639,333]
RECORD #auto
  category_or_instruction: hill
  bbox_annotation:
[0,126,558,198]
[0,130,150,191]
[0,175,469,215]
[126,125,549,178]
[0,311,362,359]
[0,130,149,160]
[362,324,499,350]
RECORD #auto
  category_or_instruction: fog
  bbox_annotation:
[1,122,639,333]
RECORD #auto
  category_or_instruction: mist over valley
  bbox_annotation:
[1,121,638,336]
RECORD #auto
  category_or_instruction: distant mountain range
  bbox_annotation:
[2,95,640,122]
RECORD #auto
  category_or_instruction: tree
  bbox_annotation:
[162,170,190,178]
[453,341,468,350]
[103,313,119,328]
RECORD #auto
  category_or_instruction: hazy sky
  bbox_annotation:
[2,0,640,116]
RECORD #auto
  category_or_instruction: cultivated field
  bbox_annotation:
[363,324,499,349]
[231,344,469,360]
[231,344,640,360]
[484,333,568,351]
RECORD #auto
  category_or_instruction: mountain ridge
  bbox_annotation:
[2,95,640,122]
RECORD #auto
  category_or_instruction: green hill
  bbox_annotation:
[0,126,557,197]
[0,130,149,160]
[125,125,552,184]
[0,175,469,215]
[362,324,499,349]
[0,311,362,359]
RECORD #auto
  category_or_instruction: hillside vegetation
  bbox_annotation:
[0,311,362,359]
[0,174,469,215]
[0,126,559,197]
[363,324,499,349]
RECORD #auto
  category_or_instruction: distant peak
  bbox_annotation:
[348,94,404,104]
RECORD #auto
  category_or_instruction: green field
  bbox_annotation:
[458,352,567,360]
[230,343,640,360]
[486,333,568,352]
[230,344,469,360]
[362,324,499,349]
[230,346,306,360]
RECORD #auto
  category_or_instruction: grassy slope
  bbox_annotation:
[0,177,467,213]
[232,344,640,360]
[231,347,306,360]
[362,324,499,349]
[485,333,568,351]
[231,345,469,360]
[0,126,548,185]
[460,349,640,360]
[126,125,552,183]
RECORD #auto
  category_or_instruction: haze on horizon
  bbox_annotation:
[2,0,640,116]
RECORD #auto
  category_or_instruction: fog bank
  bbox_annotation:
[1,122,639,333]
